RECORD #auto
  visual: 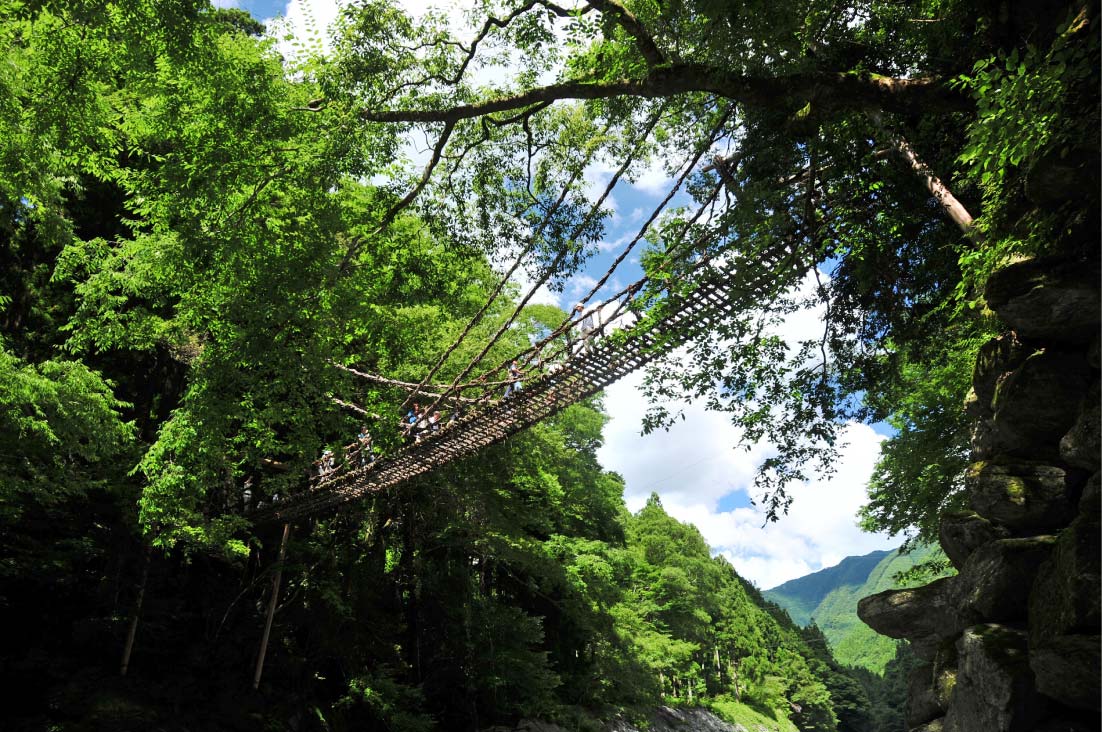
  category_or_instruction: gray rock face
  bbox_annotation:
[1029,511,1101,641]
[953,537,1056,625]
[878,255,1099,732]
[932,643,958,710]
[1060,380,1100,471]
[970,417,998,460]
[1080,471,1100,515]
[984,257,1102,343]
[989,349,1091,457]
[968,460,1074,533]
[973,333,1030,410]
[1024,149,1101,207]
[965,387,988,419]
[910,719,944,732]
[943,624,1046,732]
[1034,718,1099,732]
[908,664,945,728]
[1030,634,1102,711]
[939,510,1009,569]
[858,576,962,644]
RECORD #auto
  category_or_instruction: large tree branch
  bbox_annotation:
[586,0,666,66]
[360,66,969,124]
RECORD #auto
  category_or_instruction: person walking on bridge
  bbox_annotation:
[503,360,524,399]
[573,303,598,355]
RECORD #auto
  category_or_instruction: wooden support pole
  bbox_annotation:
[253,522,291,690]
[119,544,153,676]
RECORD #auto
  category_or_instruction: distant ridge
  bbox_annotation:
[763,545,944,672]
[763,549,893,626]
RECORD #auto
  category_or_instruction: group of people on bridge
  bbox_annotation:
[316,425,375,478]
[311,302,605,481]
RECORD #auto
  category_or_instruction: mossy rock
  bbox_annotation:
[967,460,1074,533]
[943,624,1047,732]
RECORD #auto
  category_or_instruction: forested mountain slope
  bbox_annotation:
[765,545,946,672]
[763,550,893,627]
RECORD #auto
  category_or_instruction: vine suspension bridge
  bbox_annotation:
[246,104,807,525]
[249,247,789,525]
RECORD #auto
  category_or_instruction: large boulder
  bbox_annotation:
[1030,634,1101,711]
[932,643,958,710]
[858,577,962,649]
[953,537,1055,625]
[973,333,1030,410]
[1080,471,1100,515]
[1024,149,1102,208]
[970,417,998,460]
[984,256,1101,343]
[1029,511,1101,641]
[908,664,944,728]
[1060,380,1100,472]
[967,460,1074,533]
[1034,718,1099,732]
[989,349,1091,458]
[939,510,1009,570]
[943,624,1047,732]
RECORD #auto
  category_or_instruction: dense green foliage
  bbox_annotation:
[321,0,1100,547]
[765,545,950,673]
[849,644,922,732]
[1,0,1097,729]
[0,3,899,729]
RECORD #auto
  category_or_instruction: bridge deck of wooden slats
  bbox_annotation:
[249,263,750,524]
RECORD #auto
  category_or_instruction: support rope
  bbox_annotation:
[417,103,669,419]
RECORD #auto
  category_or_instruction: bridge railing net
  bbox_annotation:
[249,256,767,524]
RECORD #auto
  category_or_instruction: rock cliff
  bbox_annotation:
[858,253,1101,732]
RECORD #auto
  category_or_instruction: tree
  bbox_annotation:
[321,0,1098,541]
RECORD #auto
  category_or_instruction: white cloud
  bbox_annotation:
[598,273,896,590]
[630,158,677,196]
[510,266,562,309]
[600,370,894,589]
[597,233,631,253]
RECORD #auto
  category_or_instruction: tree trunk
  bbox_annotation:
[869,111,977,235]
[119,544,152,676]
[252,522,291,690]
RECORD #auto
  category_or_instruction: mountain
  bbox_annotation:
[763,545,945,672]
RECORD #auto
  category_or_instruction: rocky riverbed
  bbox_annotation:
[484,706,788,732]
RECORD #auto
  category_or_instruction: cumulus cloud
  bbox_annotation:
[599,370,894,590]
[597,272,896,590]
[630,158,677,196]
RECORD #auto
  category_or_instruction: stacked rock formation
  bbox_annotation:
[858,254,1101,732]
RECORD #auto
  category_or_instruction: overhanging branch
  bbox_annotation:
[360,66,969,124]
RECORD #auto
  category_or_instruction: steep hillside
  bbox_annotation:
[763,550,892,626]
[764,545,947,672]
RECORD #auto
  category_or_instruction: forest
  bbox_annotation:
[1,0,1097,730]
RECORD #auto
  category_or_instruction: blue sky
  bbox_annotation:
[216,0,287,19]
[243,0,902,589]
